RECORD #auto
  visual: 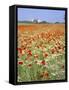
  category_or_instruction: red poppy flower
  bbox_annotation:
[61,65,64,69]
[23,47,26,50]
[37,46,39,48]
[34,54,38,58]
[28,52,32,56]
[58,46,61,49]
[27,50,31,53]
[44,72,49,77]
[18,61,23,65]
[54,46,58,50]
[44,53,48,57]
[17,48,22,54]
[28,64,32,67]
[41,60,46,65]
[28,50,32,56]
[51,48,55,54]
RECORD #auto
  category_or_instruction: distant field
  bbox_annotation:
[18,24,65,34]
[17,23,65,82]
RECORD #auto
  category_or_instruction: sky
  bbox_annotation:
[18,8,65,23]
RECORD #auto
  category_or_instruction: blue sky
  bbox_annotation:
[18,8,65,23]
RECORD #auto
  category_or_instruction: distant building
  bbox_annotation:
[32,19,38,23]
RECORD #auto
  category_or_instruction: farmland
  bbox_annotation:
[17,23,65,82]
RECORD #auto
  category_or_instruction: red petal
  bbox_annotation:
[41,60,45,65]
[17,48,22,54]
[28,64,32,67]
[18,61,23,65]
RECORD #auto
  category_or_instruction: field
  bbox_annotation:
[17,23,65,82]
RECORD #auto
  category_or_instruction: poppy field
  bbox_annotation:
[17,24,65,82]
